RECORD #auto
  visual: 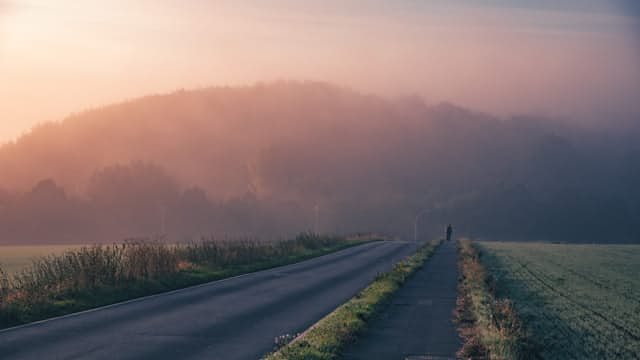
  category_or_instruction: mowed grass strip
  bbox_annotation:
[455,240,530,360]
[0,234,372,329]
[265,239,442,360]
[479,241,640,359]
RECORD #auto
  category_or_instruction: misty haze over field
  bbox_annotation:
[0,82,638,244]
[1,1,639,245]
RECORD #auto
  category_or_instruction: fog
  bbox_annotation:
[1,2,639,244]
[1,1,640,143]
[0,82,638,244]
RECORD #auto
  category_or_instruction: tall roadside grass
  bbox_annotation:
[0,233,367,329]
[265,239,442,360]
[455,240,531,359]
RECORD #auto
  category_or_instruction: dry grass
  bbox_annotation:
[0,245,80,275]
[0,233,360,329]
[455,240,530,360]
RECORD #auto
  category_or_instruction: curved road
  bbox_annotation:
[0,241,417,360]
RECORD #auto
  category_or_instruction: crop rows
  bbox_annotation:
[479,242,640,359]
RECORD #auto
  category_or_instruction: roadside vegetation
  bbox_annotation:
[455,240,530,359]
[479,241,640,359]
[0,245,80,275]
[265,239,442,360]
[0,233,370,329]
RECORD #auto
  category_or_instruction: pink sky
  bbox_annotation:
[1,1,639,143]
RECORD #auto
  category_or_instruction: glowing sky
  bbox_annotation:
[1,0,639,143]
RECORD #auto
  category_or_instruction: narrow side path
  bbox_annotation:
[343,240,460,359]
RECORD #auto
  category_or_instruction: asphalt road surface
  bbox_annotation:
[0,241,417,360]
[343,240,460,359]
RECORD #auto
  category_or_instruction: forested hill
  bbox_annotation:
[0,82,638,244]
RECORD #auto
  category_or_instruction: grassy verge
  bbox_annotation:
[265,239,442,360]
[455,240,530,359]
[0,233,373,330]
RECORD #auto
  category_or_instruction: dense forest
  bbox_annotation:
[0,82,638,244]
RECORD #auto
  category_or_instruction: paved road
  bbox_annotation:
[0,241,417,360]
[343,240,460,359]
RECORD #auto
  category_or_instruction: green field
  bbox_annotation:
[478,242,640,359]
[0,245,81,275]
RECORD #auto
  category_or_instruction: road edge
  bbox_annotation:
[264,239,443,360]
[0,240,382,335]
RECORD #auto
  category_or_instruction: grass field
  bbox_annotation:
[0,234,367,329]
[0,245,81,275]
[478,242,640,359]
